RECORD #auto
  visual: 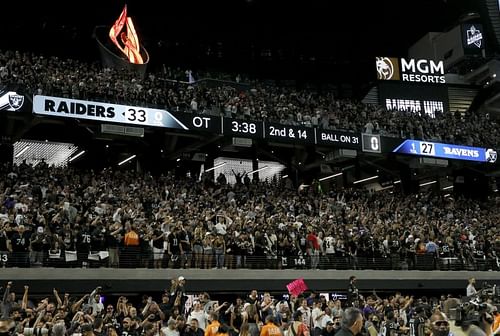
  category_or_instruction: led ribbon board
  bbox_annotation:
[33,95,188,130]
[393,139,497,163]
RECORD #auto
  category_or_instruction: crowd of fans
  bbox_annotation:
[0,278,499,336]
[1,49,500,271]
[0,161,499,270]
[1,49,500,148]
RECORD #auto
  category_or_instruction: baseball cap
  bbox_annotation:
[326,321,334,326]
[178,276,185,281]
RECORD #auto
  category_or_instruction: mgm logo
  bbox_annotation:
[376,57,445,83]
[376,57,400,81]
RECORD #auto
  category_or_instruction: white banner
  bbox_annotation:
[33,95,188,129]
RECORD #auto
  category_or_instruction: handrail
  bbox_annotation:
[3,250,497,271]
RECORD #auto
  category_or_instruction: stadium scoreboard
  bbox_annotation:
[33,95,360,148]
[32,95,497,163]
[392,139,497,163]
[361,134,381,153]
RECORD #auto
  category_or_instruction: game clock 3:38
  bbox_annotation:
[223,119,262,138]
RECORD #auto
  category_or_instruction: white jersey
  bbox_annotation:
[324,237,336,254]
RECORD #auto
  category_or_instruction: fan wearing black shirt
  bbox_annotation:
[179,227,192,269]
[438,242,452,258]
[151,228,165,269]
[347,276,359,308]
[0,226,11,267]
[158,293,172,321]
[185,318,204,336]
[30,226,47,266]
[408,307,426,336]
[119,317,141,336]
[381,311,401,336]
[168,227,182,268]
[10,225,31,267]
[76,224,92,268]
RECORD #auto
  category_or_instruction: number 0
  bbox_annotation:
[370,136,379,150]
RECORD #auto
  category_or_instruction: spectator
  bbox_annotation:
[205,312,221,336]
[187,318,205,336]
[320,321,336,336]
[260,315,281,336]
[241,303,260,336]
[337,308,363,336]
[466,278,477,297]
[152,228,166,269]
[347,277,359,308]
[289,310,309,336]
[163,318,180,336]
[10,225,30,268]
[429,312,450,336]
[408,306,426,336]
[188,301,209,331]
[492,308,500,336]
[123,224,141,268]
[311,300,326,336]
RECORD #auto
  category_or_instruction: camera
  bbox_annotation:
[455,286,499,329]
[24,328,49,336]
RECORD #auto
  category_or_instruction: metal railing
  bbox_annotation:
[1,250,498,271]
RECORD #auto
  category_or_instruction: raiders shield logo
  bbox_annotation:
[8,94,24,110]
[486,148,497,163]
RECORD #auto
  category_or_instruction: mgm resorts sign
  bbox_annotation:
[376,57,445,84]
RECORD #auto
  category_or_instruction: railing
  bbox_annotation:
[1,250,498,271]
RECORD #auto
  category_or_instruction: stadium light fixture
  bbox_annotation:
[68,150,86,162]
[419,180,437,187]
[118,154,136,166]
[205,162,226,172]
[319,172,343,182]
[15,145,30,158]
[248,166,269,175]
[353,175,378,184]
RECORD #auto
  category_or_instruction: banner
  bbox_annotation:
[393,139,497,163]
[378,81,449,118]
[33,95,188,130]
[286,278,308,296]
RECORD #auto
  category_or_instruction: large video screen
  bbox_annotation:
[378,81,449,118]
